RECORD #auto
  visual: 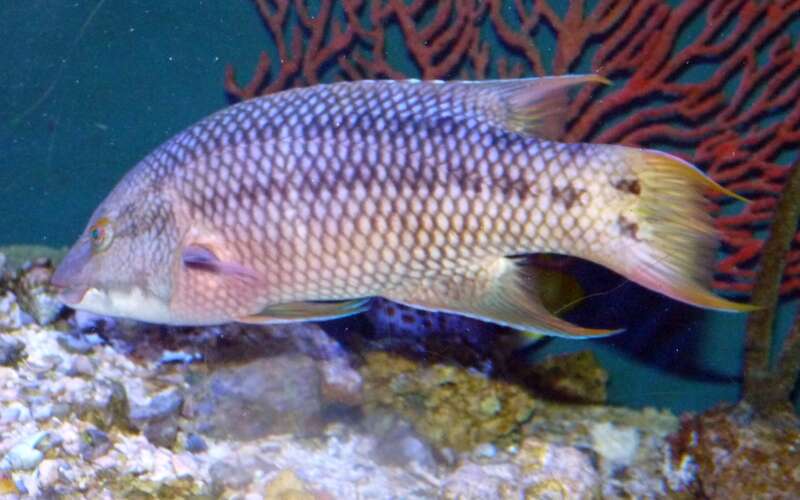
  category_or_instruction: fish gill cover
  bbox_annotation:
[224,0,800,298]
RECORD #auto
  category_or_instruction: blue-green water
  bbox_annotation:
[1,0,798,417]
[1,0,264,246]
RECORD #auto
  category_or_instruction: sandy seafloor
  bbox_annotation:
[0,250,703,499]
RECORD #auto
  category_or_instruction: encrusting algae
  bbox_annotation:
[360,350,607,452]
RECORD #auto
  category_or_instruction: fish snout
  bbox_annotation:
[51,241,92,304]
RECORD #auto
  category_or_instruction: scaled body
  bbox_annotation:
[51,77,751,337]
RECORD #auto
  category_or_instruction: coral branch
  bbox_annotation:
[742,157,800,412]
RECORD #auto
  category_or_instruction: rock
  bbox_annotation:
[209,460,254,489]
[130,389,183,448]
[0,292,22,330]
[79,379,134,432]
[443,460,519,499]
[184,433,208,454]
[80,428,112,461]
[36,459,60,488]
[28,353,62,373]
[473,442,497,459]
[590,421,640,470]
[361,351,538,451]
[32,403,53,422]
[131,389,184,422]
[159,350,202,364]
[367,414,436,469]
[106,379,134,431]
[50,403,70,418]
[515,438,600,500]
[1,406,22,424]
[1,403,31,423]
[67,355,95,376]
[57,333,96,354]
[525,350,608,404]
[144,419,179,449]
[191,354,323,440]
[0,475,18,495]
[13,258,63,325]
[35,432,62,454]
[0,432,49,471]
[263,469,314,500]
[319,358,363,407]
[667,403,800,498]
[0,335,25,366]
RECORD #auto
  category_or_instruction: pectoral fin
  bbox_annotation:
[182,244,260,284]
[237,298,372,324]
[388,257,621,339]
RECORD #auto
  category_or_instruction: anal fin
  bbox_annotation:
[388,258,621,339]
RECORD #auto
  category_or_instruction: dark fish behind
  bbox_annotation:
[51,76,753,337]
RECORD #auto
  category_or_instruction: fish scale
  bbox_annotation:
[168,82,625,318]
[51,76,754,336]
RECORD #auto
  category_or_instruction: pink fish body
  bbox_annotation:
[51,76,752,337]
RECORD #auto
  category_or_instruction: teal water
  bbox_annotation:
[1,1,798,415]
[1,1,264,246]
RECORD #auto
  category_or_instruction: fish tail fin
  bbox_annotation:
[602,148,756,312]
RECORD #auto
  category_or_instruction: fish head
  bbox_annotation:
[51,171,182,324]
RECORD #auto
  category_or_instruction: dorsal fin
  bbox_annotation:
[462,75,610,140]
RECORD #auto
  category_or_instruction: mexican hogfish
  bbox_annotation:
[51,76,753,338]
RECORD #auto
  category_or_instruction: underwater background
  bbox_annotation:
[1,1,800,497]
[3,0,798,412]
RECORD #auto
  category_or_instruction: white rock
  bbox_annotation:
[60,427,82,457]
[37,459,60,488]
[0,292,22,330]
[0,431,47,471]
[32,404,53,422]
[474,442,497,459]
[590,421,640,468]
[172,453,197,479]
[151,448,177,482]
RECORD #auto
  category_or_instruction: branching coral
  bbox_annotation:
[226,0,800,296]
[743,157,800,411]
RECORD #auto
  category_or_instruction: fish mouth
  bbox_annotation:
[56,285,90,306]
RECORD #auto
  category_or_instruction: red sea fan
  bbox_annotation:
[225,0,800,296]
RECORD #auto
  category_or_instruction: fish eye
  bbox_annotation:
[88,217,114,252]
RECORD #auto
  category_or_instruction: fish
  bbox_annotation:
[50,75,756,338]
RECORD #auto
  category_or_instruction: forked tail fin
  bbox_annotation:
[605,149,756,312]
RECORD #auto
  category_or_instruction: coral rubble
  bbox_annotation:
[0,249,693,497]
[667,403,800,498]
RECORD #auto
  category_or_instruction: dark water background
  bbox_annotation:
[1,1,798,413]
